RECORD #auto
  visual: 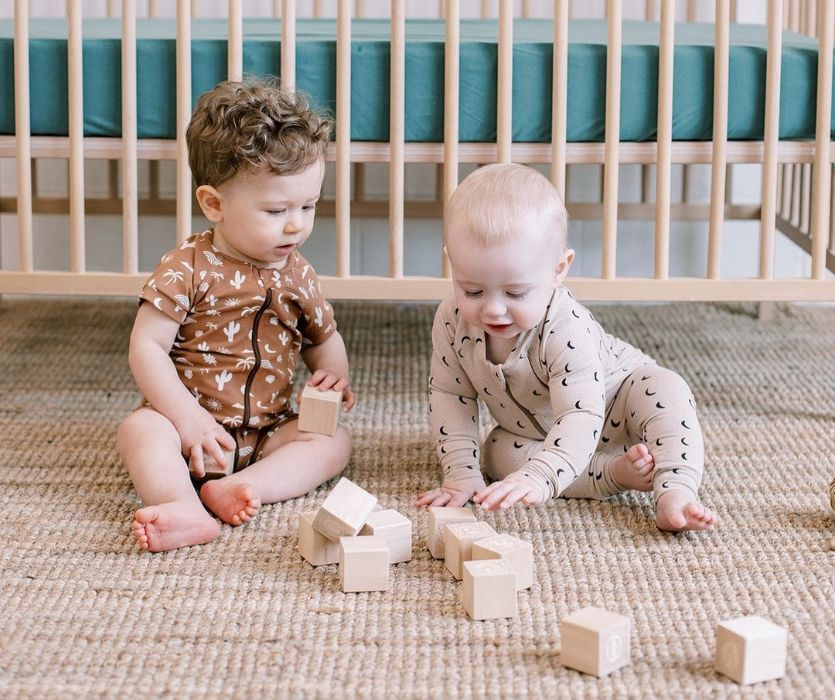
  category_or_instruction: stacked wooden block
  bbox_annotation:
[427,506,533,620]
[298,477,412,592]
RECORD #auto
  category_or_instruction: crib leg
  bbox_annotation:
[757,301,777,323]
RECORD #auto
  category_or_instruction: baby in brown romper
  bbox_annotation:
[118,79,353,552]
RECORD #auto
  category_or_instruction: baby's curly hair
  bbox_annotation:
[186,77,332,187]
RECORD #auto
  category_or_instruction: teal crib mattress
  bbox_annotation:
[1,18,833,142]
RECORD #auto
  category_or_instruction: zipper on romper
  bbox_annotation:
[242,287,273,431]
[502,373,548,438]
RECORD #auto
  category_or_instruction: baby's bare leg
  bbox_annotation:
[200,421,351,524]
[117,407,219,552]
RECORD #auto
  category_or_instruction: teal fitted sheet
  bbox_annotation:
[0,18,833,142]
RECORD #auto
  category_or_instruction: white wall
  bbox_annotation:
[0,0,812,280]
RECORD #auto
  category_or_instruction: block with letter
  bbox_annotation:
[298,509,340,566]
[313,477,378,542]
[462,559,517,620]
[360,508,412,564]
[427,506,477,559]
[472,533,533,591]
[714,615,788,685]
[298,384,343,436]
[443,521,497,580]
[560,606,631,677]
[339,536,389,592]
[189,449,235,479]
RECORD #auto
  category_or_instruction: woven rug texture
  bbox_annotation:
[0,299,833,698]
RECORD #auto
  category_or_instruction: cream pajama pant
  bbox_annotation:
[482,364,704,504]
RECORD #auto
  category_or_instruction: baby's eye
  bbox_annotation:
[302,204,317,212]
[267,209,286,216]
[463,289,483,298]
[506,290,528,300]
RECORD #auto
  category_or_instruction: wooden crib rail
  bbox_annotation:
[1,0,834,301]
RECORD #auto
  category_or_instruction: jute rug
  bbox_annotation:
[0,298,833,698]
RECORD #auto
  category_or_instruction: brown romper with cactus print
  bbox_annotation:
[139,229,336,470]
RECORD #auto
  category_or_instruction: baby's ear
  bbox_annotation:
[195,185,223,223]
[554,248,575,285]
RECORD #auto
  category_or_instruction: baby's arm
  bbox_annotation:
[416,303,486,507]
[475,315,605,510]
[129,302,235,476]
[300,331,355,411]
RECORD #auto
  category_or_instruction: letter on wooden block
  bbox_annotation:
[560,607,631,677]
[360,509,412,564]
[715,615,788,685]
[462,559,517,620]
[298,510,340,566]
[444,521,497,580]
[298,385,343,436]
[339,536,389,592]
[471,534,533,591]
[189,449,235,479]
[427,506,477,559]
[313,477,378,542]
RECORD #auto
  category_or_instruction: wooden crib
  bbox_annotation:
[0,0,833,301]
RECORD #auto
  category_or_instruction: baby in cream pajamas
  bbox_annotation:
[417,164,716,532]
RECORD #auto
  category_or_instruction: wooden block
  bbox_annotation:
[298,510,339,566]
[715,615,788,685]
[830,534,835,551]
[444,521,497,580]
[313,477,378,542]
[462,559,517,620]
[339,536,389,592]
[560,607,631,677]
[472,534,534,591]
[298,384,342,436]
[360,509,412,564]
[189,449,234,479]
[427,506,477,559]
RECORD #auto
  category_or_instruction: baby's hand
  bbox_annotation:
[416,478,485,508]
[305,369,356,411]
[173,408,236,479]
[473,472,548,511]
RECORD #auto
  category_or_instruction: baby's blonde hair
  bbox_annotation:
[445,163,568,252]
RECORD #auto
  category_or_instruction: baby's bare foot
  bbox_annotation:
[131,502,219,552]
[656,489,717,532]
[612,443,654,491]
[200,478,261,526]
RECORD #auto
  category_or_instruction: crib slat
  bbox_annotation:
[707,0,730,279]
[759,0,783,280]
[811,0,834,277]
[176,0,192,245]
[602,0,622,279]
[336,0,351,277]
[282,0,296,90]
[443,0,460,279]
[497,0,513,164]
[551,0,568,199]
[123,0,139,275]
[389,0,405,279]
[654,0,674,280]
[13,0,32,273]
[228,0,243,81]
[68,0,85,274]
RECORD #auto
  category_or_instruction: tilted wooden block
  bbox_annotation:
[339,536,389,592]
[189,449,235,479]
[560,607,631,677]
[427,506,477,559]
[360,509,412,564]
[298,509,340,566]
[472,534,534,591]
[298,384,343,436]
[462,559,517,620]
[444,521,497,580]
[715,615,788,685]
[313,477,378,542]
